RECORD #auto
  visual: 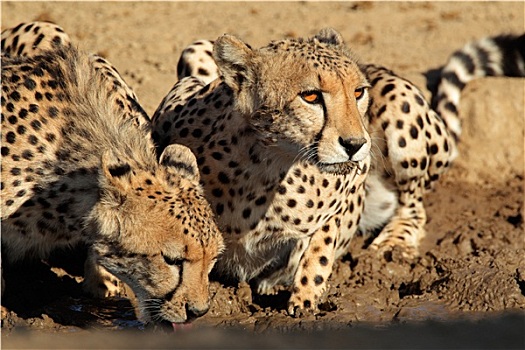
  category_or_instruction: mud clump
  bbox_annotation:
[432,250,525,311]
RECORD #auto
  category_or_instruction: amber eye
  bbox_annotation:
[300,91,322,104]
[354,87,365,99]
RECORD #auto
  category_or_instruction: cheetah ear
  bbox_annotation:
[159,144,200,183]
[213,34,255,92]
[314,28,345,47]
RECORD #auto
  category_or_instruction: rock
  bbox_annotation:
[456,78,524,182]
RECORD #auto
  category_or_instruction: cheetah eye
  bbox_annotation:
[300,91,323,104]
[162,253,184,266]
[354,87,366,99]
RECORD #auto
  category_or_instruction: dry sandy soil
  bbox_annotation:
[1,1,524,348]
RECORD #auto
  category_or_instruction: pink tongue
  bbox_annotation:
[172,322,193,332]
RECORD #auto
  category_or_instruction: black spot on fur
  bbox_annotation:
[6,132,16,143]
[314,275,324,285]
[401,101,410,113]
[381,83,395,96]
[108,163,131,177]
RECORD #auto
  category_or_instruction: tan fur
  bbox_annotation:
[1,23,223,325]
[1,21,70,57]
[155,29,458,316]
[153,29,372,314]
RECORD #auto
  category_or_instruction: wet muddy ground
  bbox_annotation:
[2,163,524,348]
[1,1,524,348]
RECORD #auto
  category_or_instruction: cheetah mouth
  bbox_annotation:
[151,320,193,333]
[317,161,361,175]
[172,321,194,332]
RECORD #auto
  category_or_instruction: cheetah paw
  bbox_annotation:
[287,301,316,318]
[369,240,419,260]
[83,264,124,298]
[287,294,316,317]
[256,280,283,295]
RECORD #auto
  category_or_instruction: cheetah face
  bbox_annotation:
[214,28,371,175]
[88,144,223,326]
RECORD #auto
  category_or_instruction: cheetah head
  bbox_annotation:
[87,144,223,327]
[214,28,371,175]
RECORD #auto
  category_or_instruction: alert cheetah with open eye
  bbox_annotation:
[151,28,445,315]
[1,22,223,327]
[152,29,523,314]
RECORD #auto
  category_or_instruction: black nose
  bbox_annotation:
[186,303,210,321]
[339,137,366,159]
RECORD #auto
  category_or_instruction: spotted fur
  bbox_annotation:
[176,40,218,83]
[1,22,223,326]
[1,21,150,128]
[369,33,525,254]
[164,33,525,313]
[361,64,454,255]
[1,21,70,57]
[153,28,442,315]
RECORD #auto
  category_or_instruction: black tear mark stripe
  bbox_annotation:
[163,262,184,301]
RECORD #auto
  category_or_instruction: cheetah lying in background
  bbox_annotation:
[1,22,223,326]
[153,29,524,314]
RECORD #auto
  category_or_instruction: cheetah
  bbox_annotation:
[1,22,223,326]
[151,28,456,314]
[370,32,525,252]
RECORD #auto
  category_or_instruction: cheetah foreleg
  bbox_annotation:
[83,249,124,298]
[255,236,309,295]
[369,185,427,258]
[287,225,337,316]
